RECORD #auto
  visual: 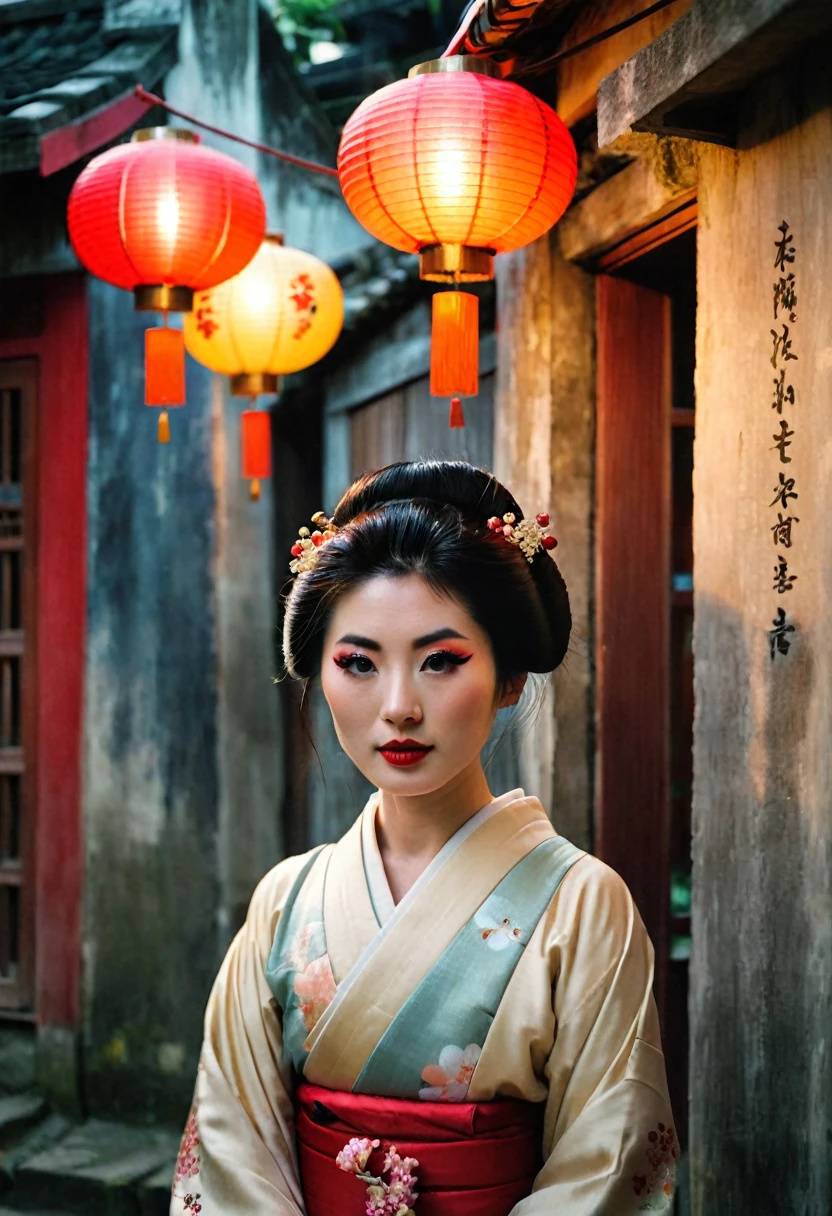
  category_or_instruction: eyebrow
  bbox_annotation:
[335,628,470,651]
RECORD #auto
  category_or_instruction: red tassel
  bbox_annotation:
[449,397,465,428]
[145,325,185,407]
[241,410,272,483]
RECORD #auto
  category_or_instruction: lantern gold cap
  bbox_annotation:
[419,244,494,283]
[132,127,200,143]
[264,232,285,246]
[409,55,500,79]
[232,373,281,397]
[134,284,194,312]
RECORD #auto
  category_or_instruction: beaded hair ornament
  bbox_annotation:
[289,509,557,576]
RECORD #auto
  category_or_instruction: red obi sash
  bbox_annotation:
[295,1081,542,1216]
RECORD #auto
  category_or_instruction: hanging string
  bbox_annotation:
[134,85,340,179]
[134,0,683,176]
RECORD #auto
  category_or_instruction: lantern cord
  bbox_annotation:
[134,86,340,179]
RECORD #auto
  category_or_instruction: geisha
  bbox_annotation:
[171,459,677,1216]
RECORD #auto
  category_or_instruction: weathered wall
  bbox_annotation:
[84,285,220,1121]
[494,234,595,847]
[690,41,832,1214]
[82,0,369,1118]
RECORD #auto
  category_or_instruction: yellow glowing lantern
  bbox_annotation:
[184,233,344,498]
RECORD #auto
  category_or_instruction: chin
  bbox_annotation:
[370,758,450,796]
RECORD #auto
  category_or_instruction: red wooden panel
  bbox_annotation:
[595,275,671,1013]
[0,276,87,1026]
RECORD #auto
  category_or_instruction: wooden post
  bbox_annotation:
[595,275,671,1008]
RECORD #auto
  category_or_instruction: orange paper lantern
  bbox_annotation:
[67,127,266,438]
[338,57,577,283]
[339,56,576,409]
[241,410,271,501]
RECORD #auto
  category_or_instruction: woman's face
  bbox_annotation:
[320,572,520,795]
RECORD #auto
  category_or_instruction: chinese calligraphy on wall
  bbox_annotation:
[769,220,798,660]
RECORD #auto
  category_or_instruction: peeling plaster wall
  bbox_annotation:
[690,41,832,1214]
[82,0,369,1119]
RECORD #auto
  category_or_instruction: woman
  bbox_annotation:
[171,460,677,1216]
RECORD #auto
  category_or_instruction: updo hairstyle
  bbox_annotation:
[281,460,570,692]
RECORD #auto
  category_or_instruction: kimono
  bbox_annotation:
[171,788,677,1215]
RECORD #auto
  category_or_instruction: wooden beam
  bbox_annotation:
[556,0,694,130]
[559,135,697,263]
[597,0,832,147]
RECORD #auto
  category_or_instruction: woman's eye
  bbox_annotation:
[422,650,473,673]
[334,653,376,675]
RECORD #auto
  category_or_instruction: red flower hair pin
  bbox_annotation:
[486,511,558,562]
[289,509,338,575]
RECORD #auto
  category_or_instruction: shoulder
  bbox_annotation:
[540,849,653,1011]
[245,846,329,941]
[554,849,640,934]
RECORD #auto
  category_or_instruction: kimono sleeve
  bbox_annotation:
[171,854,314,1216]
[513,857,678,1215]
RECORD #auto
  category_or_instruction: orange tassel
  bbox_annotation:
[449,397,465,428]
[431,291,478,399]
[145,324,185,408]
[157,411,171,444]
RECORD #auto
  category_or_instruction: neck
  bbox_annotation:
[375,759,493,901]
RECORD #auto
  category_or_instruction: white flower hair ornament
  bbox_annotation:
[288,508,558,576]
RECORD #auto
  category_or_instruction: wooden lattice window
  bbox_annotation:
[0,360,37,1011]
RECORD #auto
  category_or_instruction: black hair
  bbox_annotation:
[281,460,570,690]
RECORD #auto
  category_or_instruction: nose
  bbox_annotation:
[380,667,423,728]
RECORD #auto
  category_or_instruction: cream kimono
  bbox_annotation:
[171,789,677,1215]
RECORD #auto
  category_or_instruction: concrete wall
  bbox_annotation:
[690,40,832,1214]
[81,0,370,1119]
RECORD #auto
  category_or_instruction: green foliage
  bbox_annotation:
[273,0,345,61]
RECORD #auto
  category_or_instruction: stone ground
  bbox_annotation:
[0,1032,178,1216]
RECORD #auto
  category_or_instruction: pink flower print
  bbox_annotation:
[336,1137,380,1174]
[419,1043,481,1102]
[174,1107,199,1185]
[294,952,336,1034]
[632,1121,679,1210]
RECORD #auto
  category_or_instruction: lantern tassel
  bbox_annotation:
[146,316,185,442]
[431,291,478,430]
[241,409,272,501]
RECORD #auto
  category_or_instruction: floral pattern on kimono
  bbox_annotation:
[474,896,527,951]
[289,921,336,1043]
[633,1121,679,1211]
[419,1043,482,1102]
[172,1103,202,1214]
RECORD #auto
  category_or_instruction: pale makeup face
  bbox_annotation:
[320,572,522,796]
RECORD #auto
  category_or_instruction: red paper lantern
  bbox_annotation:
[338,56,576,418]
[241,410,271,501]
[67,127,266,440]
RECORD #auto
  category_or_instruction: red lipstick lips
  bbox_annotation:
[377,738,434,767]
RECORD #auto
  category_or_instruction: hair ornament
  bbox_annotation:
[289,510,338,575]
[486,511,558,562]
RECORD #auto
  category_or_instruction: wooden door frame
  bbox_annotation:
[595,274,672,1012]
[0,358,39,1010]
[0,275,87,1027]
